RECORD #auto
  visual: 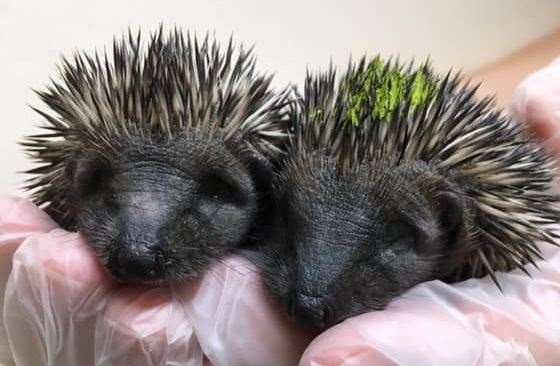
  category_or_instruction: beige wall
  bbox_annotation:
[2,0,560,195]
[470,29,560,108]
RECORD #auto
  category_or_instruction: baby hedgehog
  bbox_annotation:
[22,28,290,283]
[256,57,560,329]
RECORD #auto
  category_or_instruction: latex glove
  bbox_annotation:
[0,197,57,366]
[0,197,311,366]
[511,57,560,158]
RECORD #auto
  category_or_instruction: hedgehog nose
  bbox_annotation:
[113,249,160,282]
[293,293,331,329]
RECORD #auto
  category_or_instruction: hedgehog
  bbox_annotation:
[21,28,290,283]
[253,57,560,329]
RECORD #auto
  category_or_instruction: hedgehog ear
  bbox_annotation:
[245,149,275,190]
[230,135,276,188]
[402,186,468,254]
[65,151,113,198]
[435,190,468,245]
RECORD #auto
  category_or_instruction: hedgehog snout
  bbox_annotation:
[105,228,166,282]
[106,221,169,283]
[290,292,334,329]
[111,245,161,282]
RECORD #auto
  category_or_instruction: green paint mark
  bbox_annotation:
[342,58,437,126]
[310,108,324,120]
[409,69,436,115]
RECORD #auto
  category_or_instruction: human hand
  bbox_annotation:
[0,196,311,366]
[511,57,560,158]
[0,197,57,366]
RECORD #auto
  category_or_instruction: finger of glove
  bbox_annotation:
[300,248,560,366]
[0,196,57,241]
[3,229,205,366]
[0,196,57,363]
[0,196,57,286]
[511,57,560,157]
[3,229,111,365]
[173,255,314,366]
[99,285,206,366]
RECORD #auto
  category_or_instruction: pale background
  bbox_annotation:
[1,0,560,195]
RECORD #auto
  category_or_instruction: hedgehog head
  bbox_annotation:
[257,57,560,329]
[23,28,289,283]
[264,154,471,328]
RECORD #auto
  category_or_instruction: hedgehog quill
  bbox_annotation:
[255,57,560,329]
[22,28,290,283]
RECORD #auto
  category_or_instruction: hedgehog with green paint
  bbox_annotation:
[253,56,560,329]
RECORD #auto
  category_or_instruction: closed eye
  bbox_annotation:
[104,191,120,209]
[384,220,417,251]
[198,173,246,205]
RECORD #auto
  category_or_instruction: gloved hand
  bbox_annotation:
[0,198,311,366]
[1,58,560,366]
[511,57,560,160]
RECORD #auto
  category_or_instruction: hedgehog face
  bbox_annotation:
[67,134,265,283]
[260,157,469,329]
